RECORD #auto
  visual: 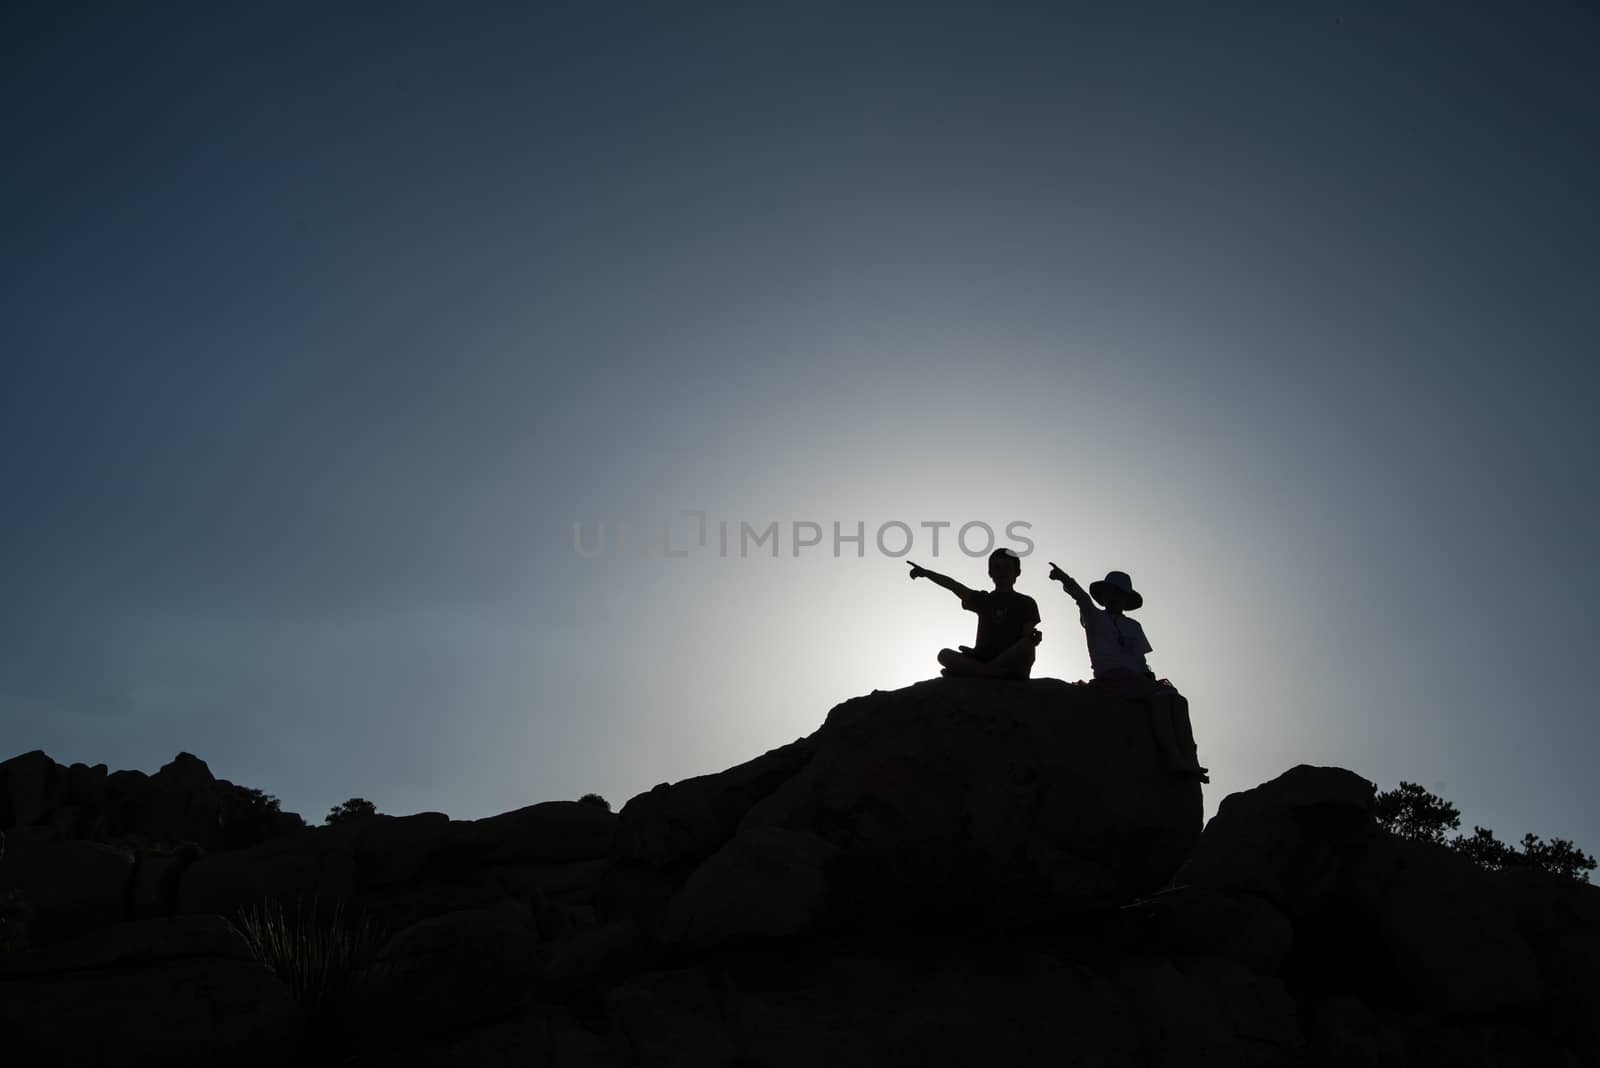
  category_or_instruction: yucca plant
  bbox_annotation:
[231,896,388,1025]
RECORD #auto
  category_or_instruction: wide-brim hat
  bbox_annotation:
[1090,570,1143,610]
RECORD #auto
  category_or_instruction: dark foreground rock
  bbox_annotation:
[3,681,1598,1066]
[756,680,1201,897]
[0,914,301,1067]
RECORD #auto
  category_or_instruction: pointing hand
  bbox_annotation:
[907,561,929,580]
[1047,562,1068,584]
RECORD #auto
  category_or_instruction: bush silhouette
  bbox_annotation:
[578,792,611,811]
[217,784,305,850]
[325,798,379,826]
[1375,782,1595,883]
[230,896,387,1028]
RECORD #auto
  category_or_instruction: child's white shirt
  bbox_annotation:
[1081,606,1152,675]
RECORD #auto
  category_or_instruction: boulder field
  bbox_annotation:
[2,678,1596,1066]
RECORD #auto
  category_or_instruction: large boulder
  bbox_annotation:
[128,846,201,920]
[1134,885,1295,974]
[1177,765,1559,1020]
[62,761,109,808]
[615,737,816,869]
[137,752,220,845]
[0,914,300,1066]
[447,801,618,864]
[176,825,357,917]
[606,952,1144,1068]
[1113,955,1303,1068]
[740,678,1204,905]
[353,811,451,888]
[363,905,544,1039]
[148,752,214,793]
[1175,764,1376,915]
[0,750,64,828]
[0,829,133,941]
[424,1007,623,1068]
[658,828,836,949]
[1342,833,1544,1015]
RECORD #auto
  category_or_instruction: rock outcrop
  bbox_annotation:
[0,748,305,854]
[3,680,1598,1067]
[740,679,1202,906]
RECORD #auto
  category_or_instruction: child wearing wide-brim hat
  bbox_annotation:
[1057,567,1152,683]
[1049,563,1207,781]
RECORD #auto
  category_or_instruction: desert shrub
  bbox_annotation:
[578,792,611,811]
[231,896,387,1024]
[325,797,379,825]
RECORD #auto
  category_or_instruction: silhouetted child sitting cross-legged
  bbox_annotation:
[907,548,1041,680]
[1048,562,1207,781]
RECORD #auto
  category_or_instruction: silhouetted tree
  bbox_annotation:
[1450,825,1517,870]
[217,784,305,850]
[324,798,379,826]
[1374,782,1460,844]
[578,793,611,811]
[1376,782,1595,884]
[1517,833,1597,883]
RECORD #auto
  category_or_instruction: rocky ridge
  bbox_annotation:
[2,678,1596,1067]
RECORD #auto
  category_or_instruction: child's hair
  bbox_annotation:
[988,547,1021,574]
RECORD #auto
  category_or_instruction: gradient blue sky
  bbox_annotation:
[4,4,1597,849]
